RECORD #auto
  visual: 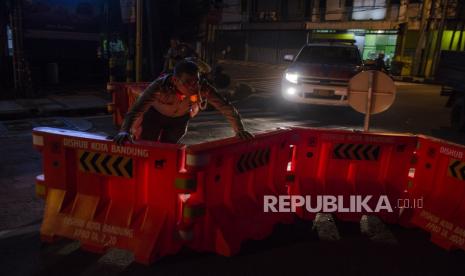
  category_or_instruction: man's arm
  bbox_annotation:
[203,82,252,139]
[114,80,162,145]
[121,81,161,132]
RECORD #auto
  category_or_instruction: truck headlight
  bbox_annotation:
[286,87,296,95]
[285,73,299,84]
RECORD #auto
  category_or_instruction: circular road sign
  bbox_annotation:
[348,70,396,114]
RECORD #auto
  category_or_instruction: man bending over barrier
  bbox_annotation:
[114,60,253,145]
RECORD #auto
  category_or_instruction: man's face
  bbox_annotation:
[174,72,199,95]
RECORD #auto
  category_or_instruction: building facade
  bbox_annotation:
[214,0,465,78]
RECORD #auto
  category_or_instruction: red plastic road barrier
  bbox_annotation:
[288,128,417,223]
[33,126,465,264]
[32,127,184,264]
[406,136,465,251]
[127,84,146,107]
[181,129,296,256]
[107,82,149,127]
[107,83,128,127]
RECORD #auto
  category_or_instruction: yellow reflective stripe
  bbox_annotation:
[77,151,134,178]
[107,155,119,176]
[119,157,131,178]
[36,183,46,198]
[78,150,86,172]
[96,153,109,176]
[183,206,205,218]
[175,178,197,190]
[85,152,97,173]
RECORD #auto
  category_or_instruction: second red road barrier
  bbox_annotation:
[406,135,465,251]
[288,128,417,223]
[182,129,295,256]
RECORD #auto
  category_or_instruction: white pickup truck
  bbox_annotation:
[281,39,363,106]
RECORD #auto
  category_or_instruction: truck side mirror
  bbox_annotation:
[284,54,294,62]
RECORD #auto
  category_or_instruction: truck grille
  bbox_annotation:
[300,77,348,87]
[303,92,342,100]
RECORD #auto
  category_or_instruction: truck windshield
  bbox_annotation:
[296,46,361,65]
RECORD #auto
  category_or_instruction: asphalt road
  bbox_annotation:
[1,81,465,275]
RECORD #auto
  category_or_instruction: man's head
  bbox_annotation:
[172,60,200,95]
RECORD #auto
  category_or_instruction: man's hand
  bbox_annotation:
[236,130,254,140]
[113,131,134,146]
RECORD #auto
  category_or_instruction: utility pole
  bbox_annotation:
[125,0,136,83]
[421,1,438,77]
[9,0,32,97]
[10,1,19,91]
[431,0,449,77]
[135,0,143,82]
[385,0,392,21]
[0,1,8,93]
[412,0,432,76]
[457,1,465,51]
[145,0,154,79]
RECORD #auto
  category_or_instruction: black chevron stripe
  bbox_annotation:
[256,150,261,167]
[91,153,101,173]
[256,149,263,167]
[263,148,269,164]
[353,144,363,160]
[252,150,259,168]
[372,146,380,160]
[259,148,267,167]
[449,160,461,178]
[237,148,272,173]
[258,149,268,168]
[259,149,266,167]
[237,153,245,173]
[332,144,381,161]
[249,150,258,169]
[80,151,90,171]
[101,155,112,175]
[334,144,344,159]
[460,165,465,181]
[241,153,248,172]
[113,156,124,176]
[125,159,133,177]
[245,152,253,170]
[265,148,270,163]
[240,152,250,173]
[363,145,372,160]
[343,144,354,159]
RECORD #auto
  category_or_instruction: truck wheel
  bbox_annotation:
[451,97,465,131]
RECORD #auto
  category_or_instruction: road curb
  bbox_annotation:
[392,75,439,84]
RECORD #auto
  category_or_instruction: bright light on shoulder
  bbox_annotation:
[285,72,299,84]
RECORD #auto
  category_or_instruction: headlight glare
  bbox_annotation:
[285,73,299,84]
[286,87,296,95]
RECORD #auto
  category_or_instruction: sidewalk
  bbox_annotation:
[391,75,437,84]
[0,89,110,120]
